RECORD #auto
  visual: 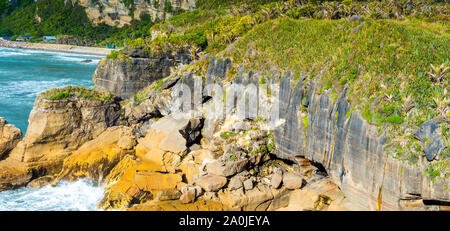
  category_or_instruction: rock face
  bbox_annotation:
[71,0,196,27]
[7,92,121,175]
[273,77,450,210]
[56,126,136,183]
[93,47,193,99]
[0,118,22,160]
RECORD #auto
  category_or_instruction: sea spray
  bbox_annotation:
[0,179,104,211]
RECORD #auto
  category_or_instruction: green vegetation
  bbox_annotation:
[41,86,115,102]
[220,131,238,139]
[0,0,155,46]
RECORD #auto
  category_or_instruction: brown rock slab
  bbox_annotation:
[195,174,227,192]
[205,159,248,177]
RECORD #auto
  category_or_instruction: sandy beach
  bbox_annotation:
[0,38,114,56]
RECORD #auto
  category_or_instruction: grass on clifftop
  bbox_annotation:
[40,86,115,102]
[222,17,449,168]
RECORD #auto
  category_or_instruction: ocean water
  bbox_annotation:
[0,47,101,133]
[0,47,104,211]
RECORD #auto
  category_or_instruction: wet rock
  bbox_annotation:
[195,174,227,192]
[282,172,304,190]
[26,176,54,188]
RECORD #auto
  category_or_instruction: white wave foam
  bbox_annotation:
[0,47,102,64]
[0,179,104,211]
[0,51,31,57]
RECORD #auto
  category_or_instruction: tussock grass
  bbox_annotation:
[40,86,115,101]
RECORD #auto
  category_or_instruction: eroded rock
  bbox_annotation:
[0,118,22,159]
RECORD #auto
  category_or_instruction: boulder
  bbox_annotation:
[271,171,283,189]
[205,159,248,177]
[282,172,304,190]
[147,113,202,153]
[195,174,227,192]
[0,118,22,159]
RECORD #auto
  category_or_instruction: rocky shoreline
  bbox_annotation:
[0,47,448,211]
[0,38,114,56]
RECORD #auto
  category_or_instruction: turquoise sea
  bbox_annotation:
[0,47,101,133]
[0,47,104,211]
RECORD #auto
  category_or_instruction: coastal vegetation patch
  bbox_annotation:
[40,85,115,102]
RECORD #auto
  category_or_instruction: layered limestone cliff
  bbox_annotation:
[275,80,449,211]
[93,46,193,99]
[70,0,196,27]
